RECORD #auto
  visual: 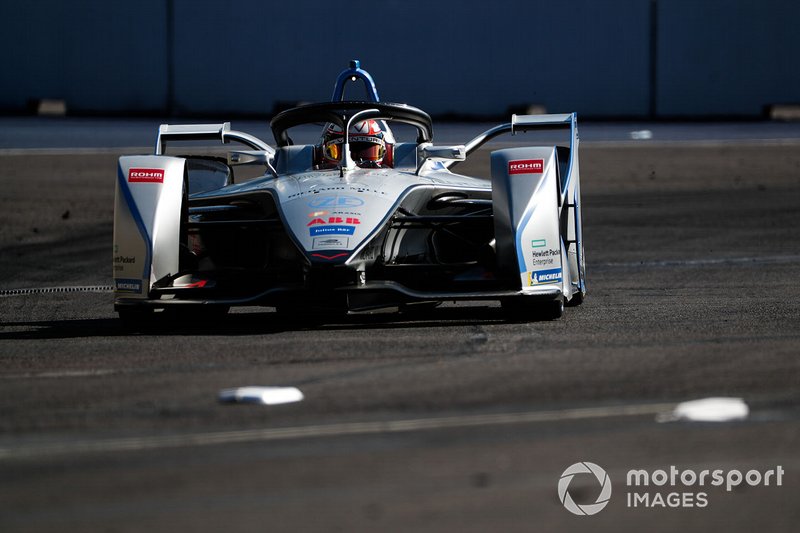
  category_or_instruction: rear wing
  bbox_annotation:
[448,113,577,168]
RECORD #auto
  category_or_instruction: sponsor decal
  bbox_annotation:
[287,186,385,201]
[350,135,378,143]
[309,225,356,236]
[113,255,137,273]
[308,210,329,218]
[307,217,360,237]
[508,159,544,175]
[128,168,164,183]
[313,237,350,249]
[307,216,361,226]
[531,249,559,258]
[531,248,560,267]
[115,278,143,294]
[531,239,547,248]
[529,268,562,285]
[307,195,364,208]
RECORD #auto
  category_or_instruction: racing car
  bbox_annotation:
[113,60,585,324]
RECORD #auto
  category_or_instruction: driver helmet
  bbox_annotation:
[319,119,392,168]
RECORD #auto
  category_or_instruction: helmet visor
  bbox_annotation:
[323,141,341,161]
[351,142,385,162]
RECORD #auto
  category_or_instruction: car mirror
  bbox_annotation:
[416,144,466,175]
[419,144,466,162]
[228,150,270,166]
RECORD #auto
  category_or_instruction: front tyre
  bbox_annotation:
[117,306,155,330]
[566,290,584,307]
[502,296,564,322]
[168,305,230,324]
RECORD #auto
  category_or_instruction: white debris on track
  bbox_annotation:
[657,397,749,423]
[218,386,304,406]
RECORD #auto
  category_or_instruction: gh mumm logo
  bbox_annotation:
[508,159,544,175]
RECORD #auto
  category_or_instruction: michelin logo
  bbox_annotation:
[115,278,143,294]
[530,268,562,285]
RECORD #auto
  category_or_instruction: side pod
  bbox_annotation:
[491,147,564,295]
[113,156,186,300]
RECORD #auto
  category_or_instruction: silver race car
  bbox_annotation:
[113,60,585,324]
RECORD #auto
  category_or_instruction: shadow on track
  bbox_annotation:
[0,305,520,340]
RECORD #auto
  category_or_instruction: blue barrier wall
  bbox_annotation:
[1,0,797,118]
[0,1,168,113]
[657,0,800,117]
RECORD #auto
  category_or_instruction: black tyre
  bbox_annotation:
[168,305,230,324]
[117,307,156,331]
[565,291,584,307]
[502,297,564,321]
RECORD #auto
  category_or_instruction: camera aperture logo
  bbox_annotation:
[558,462,612,516]
[558,462,785,515]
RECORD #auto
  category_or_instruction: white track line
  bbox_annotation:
[595,254,800,269]
[583,138,800,148]
[0,370,119,380]
[0,147,150,156]
[0,402,676,460]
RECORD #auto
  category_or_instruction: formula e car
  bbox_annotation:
[113,60,585,323]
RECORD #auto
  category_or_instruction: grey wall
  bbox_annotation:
[1,0,798,118]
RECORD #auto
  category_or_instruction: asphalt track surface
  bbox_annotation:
[1,124,800,532]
